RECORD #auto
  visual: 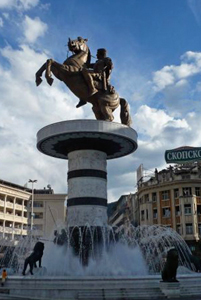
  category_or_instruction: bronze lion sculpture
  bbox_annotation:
[22,241,44,275]
[162,248,179,282]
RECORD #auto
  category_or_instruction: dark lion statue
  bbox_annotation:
[22,241,44,275]
[162,248,179,282]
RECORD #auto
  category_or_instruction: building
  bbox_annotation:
[137,162,201,253]
[30,189,67,239]
[0,179,31,241]
[0,179,67,242]
[108,194,137,228]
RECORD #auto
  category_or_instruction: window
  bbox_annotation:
[146,209,148,220]
[141,210,145,221]
[184,204,191,215]
[186,223,193,235]
[152,192,157,202]
[183,187,192,196]
[197,206,201,215]
[175,206,180,216]
[153,209,157,219]
[34,201,43,208]
[174,189,179,199]
[162,208,171,218]
[198,224,201,235]
[34,212,43,219]
[195,187,201,197]
[144,194,149,202]
[176,225,182,235]
[161,190,169,200]
[34,224,43,231]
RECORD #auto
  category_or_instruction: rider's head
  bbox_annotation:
[97,48,107,59]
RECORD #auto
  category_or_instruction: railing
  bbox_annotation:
[175,199,179,205]
[15,204,23,210]
[176,216,180,224]
[161,217,171,225]
[152,202,157,208]
[0,200,4,207]
[197,197,201,204]
[161,200,170,207]
[4,227,13,233]
[6,202,13,208]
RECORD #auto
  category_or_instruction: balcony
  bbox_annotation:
[4,227,13,233]
[0,200,4,207]
[175,199,179,205]
[6,202,13,209]
[176,216,180,224]
[161,217,171,225]
[15,204,23,210]
[197,197,201,204]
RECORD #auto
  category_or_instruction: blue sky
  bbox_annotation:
[0,0,201,202]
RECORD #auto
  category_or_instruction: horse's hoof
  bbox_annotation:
[36,77,42,86]
[47,77,54,86]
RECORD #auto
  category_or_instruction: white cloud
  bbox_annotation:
[0,17,3,27]
[0,43,90,193]
[133,105,188,138]
[152,51,201,92]
[0,0,39,11]
[22,15,48,44]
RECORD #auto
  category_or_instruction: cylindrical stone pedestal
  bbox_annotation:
[67,150,108,227]
[37,119,137,263]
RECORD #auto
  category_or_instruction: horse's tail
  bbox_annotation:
[120,98,132,126]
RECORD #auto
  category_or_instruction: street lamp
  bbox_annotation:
[28,179,37,231]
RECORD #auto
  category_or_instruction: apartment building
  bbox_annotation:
[108,194,137,228]
[29,189,67,239]
[0,179,31,241]
[137,162,201,252]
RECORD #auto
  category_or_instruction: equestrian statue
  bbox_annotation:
[35,37,131,126]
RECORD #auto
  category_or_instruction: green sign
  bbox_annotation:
[165,147,201,164]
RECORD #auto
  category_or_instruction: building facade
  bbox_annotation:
[108,194,137,228]
[30,190,67,239]
[0,179,31,241]
[137,163,201,252]
[0,179,67,242]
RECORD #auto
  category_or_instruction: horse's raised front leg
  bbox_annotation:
[35,63,46,86]
[45,59,54,86]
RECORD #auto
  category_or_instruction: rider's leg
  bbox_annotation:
[100,103,114,122]
[81,68,98,96]
[92,105,105,120]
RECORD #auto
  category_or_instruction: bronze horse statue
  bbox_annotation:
[35,37,131,126]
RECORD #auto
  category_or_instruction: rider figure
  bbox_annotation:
[76,48,113,108]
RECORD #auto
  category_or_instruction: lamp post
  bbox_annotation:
[28,179,37,231]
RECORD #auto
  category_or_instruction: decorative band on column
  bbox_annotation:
[68,169,107,179]
[67,197,107,207]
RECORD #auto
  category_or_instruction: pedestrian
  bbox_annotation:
[1,269,7,286]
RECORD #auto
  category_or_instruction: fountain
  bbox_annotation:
[1,37,201,299]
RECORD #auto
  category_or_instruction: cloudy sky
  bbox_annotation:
[0,0,201,202]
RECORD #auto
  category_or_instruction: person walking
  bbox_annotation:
[1,269,7,286]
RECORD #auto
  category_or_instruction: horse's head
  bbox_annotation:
[68,37,88,54]
[68,37,91,67]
